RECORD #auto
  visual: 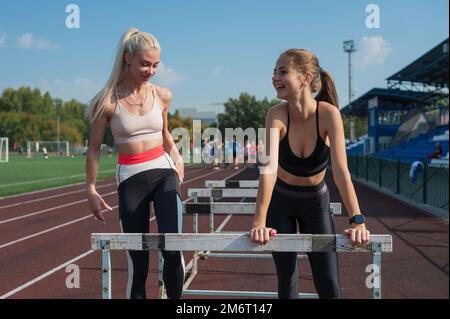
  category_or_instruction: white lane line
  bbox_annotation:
[0,170,115,188]
[184,217,234,275]
[0,165,204,203]
[0,181,87,201]
[0,183,116,211]
[180,170,229,184]
[184,198,245,274]
[0,191,117,225]
[184,170,247,274]
[0,216,157,299]
[0,168,224,224]
[0,168,238,298]
[0,179,114,201]
[0,169,223,248]
[0,205,118,250]
[0,250,96,299]
[221,167,247,180]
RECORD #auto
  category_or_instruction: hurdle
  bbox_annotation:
[91,233,393,299]
[185,182,341,244]
[178,181,344,298]
[186,182,342,234]
[205,179,259,188]
[199,180,341,217]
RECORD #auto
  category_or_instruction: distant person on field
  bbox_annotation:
[212,138,221,170]
[43,147,48,160]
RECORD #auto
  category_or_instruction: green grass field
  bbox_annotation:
[0,154,117,198]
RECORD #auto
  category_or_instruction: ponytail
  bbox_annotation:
[315,69,339,108]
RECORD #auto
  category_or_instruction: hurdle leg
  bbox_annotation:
[182,212,199,289]
[184,193,199,289]
[101,240,111,299]
[372,243,382,299]
[192,212,199,270]
[157,251,167,298]
[208,185,214,233]
[193,190,199,267]
[209,211,214,234]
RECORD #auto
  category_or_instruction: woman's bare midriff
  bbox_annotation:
[277,165,326,186]
[115,138,164,155]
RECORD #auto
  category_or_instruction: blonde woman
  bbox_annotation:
[250,49,370,299]
[85,28,184,299]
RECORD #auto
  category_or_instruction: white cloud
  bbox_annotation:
[359,36,392,68]
[154,62,183,86]
[0,32,7,47]
[212,66,222,77]
[17,33,58,50]
[37,78,102,103]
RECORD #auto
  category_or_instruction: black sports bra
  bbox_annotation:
[278,101,330,177]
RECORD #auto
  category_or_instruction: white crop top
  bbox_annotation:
[110,86,163,144]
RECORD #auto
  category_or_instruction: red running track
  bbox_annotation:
[0,166,447,299]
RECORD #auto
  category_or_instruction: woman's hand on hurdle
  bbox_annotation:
[344,224,370,247]
[250,225,278,245]
[176,160,184,184]
[87,190,112,224]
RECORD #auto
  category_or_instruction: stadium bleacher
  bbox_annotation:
[375,125,449,164]
[344,38,448,165]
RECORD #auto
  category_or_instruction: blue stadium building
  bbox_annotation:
[343,38,449,164]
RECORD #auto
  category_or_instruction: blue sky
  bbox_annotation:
[0,0,448,113]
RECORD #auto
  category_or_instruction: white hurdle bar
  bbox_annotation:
[187,187,341,216]
[182,193,340,263]
[186,186,342,216]
[183,201,342,216]
[188,188,258,199]
[205,180,259,188]
[183,187,342,298]
[92,233,392,299]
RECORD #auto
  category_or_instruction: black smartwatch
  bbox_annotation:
[349,214,365,225]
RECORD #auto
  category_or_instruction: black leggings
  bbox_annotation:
[118,168,184,299]
[266,178,341,299]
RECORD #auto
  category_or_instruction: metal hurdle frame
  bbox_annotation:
[188,180,343,232]
[174,180,343,298]
[91,233,393,299]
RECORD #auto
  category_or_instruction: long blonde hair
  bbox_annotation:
[86,28,161,122]
[280,49,339,108]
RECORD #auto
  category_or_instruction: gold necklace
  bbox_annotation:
[120,86,148,110]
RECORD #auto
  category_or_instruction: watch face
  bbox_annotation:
[352,215,365,224]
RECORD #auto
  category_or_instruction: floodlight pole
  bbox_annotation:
[343,40,357,107]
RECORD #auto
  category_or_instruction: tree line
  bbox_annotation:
[0,86,199,149]
[0,86,363,149]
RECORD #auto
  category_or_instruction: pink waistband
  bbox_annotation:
[118,146,165,165]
